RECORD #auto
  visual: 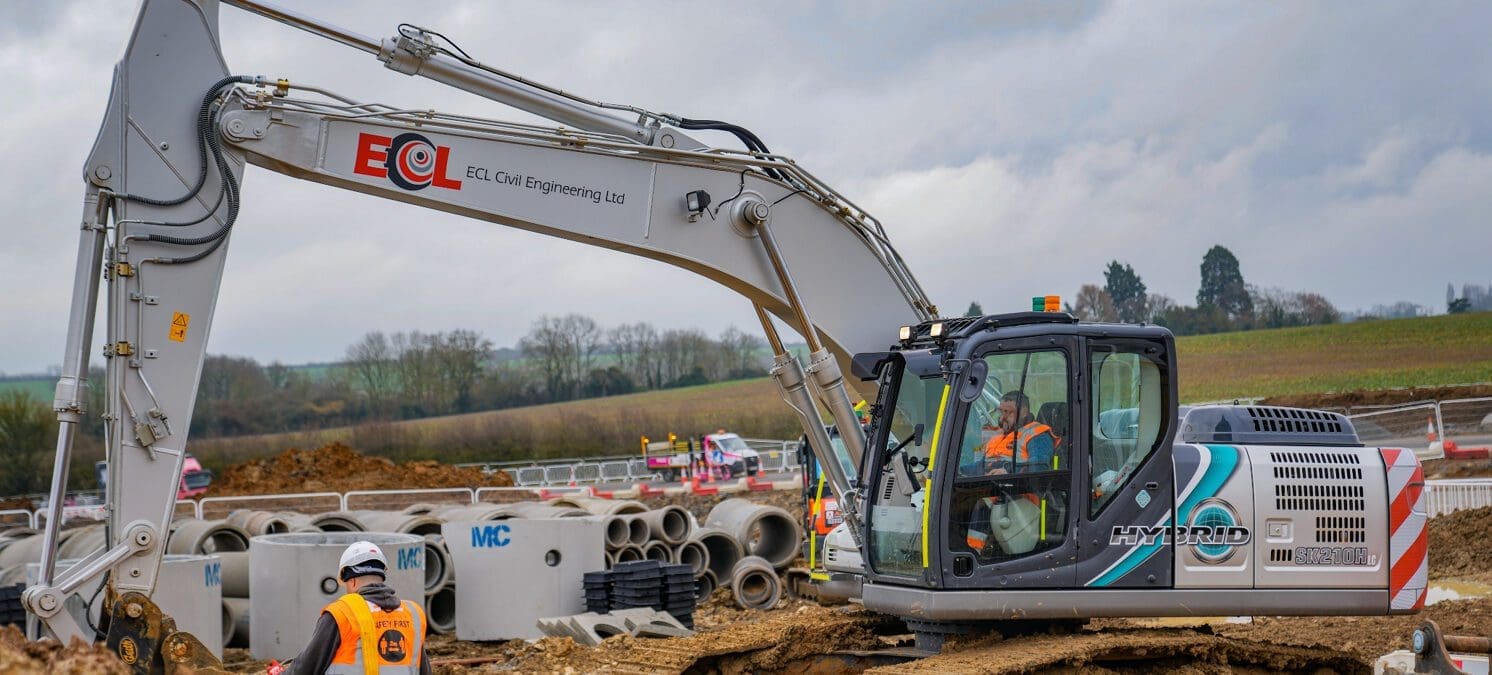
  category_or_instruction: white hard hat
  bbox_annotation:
[338,541,388,581]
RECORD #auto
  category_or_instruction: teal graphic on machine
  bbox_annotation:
[1108,497,1251,562]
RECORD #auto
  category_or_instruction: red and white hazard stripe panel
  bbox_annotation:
[1381,447,1428,613]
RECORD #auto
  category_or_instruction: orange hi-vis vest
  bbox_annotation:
[983,421,1054,465]
[324,593,425,675]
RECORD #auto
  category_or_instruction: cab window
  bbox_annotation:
[1089,342,1167,516]
[947,350,1071,564]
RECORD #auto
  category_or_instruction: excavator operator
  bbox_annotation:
[982,391,1057,474]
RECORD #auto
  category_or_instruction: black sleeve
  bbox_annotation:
[420,645,433,675]
[287,612,341,675]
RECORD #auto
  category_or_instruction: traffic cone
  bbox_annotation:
[1427,415,1438,442]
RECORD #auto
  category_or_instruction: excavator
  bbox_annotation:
[25,0,1433,670]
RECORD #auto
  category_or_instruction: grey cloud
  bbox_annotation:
[1,1,1489,373]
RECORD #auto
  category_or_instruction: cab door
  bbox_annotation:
[1073,337,1177,589]
[936,337,1081,589]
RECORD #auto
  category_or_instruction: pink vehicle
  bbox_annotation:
[96,453,213,499]
[645,433,761,482]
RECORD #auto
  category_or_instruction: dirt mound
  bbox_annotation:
[1428,506,1492,581]
[0,625,129,674]
[1217,597,1492,663]
[208,443,513,496]
[1423,456,1492,479]
[1262,383,1492,410]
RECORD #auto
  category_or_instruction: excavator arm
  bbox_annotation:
[25,0,935,657]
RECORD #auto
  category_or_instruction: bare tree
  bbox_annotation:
[436,329,494,413]
[346,331,397,417]
[1071,284,1119,322]
[718,326,766,378]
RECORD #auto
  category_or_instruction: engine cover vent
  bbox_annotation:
[1179,405,1361,447]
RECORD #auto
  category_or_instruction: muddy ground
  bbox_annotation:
[208,442,513,496]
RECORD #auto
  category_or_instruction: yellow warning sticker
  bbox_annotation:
[168,312,190,343]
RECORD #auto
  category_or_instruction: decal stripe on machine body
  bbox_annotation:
[1086,444,1239,587]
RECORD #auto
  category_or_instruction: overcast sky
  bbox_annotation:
[2,1,1489,374]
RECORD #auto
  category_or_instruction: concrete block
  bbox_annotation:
[536,609,694,646]
[443,519,604,640]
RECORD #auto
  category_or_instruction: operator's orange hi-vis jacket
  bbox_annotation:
[983,421,1055,465]
[324,593,426,675]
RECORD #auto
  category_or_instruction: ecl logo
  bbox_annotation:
[353,132,463,191]
[471,524,511,548]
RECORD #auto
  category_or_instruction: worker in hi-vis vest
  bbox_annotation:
[285,541,430,675]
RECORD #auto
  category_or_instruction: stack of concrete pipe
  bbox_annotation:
[1,497,787,646]
[705,499,802,609]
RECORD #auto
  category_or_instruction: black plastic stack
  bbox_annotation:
[0,583,24,628]
[609,560,663,610]
[661,563,696,629]
[582,561,698,628]
[583,571,611,615]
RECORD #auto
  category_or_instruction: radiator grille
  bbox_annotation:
[1269,548,1293,563]
[1315,515,1367,543]
[1275,483,1366,512]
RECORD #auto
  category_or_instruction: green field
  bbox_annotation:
[1176,312,1492,402]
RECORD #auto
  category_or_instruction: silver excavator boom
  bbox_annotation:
[26,0,930,665]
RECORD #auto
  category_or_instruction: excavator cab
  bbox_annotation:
[854,312,1178,593]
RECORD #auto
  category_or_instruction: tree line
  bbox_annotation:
[185,316,771,438]
[1062,245,1341,335]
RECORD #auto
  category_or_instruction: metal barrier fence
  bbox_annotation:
[1349,402,1442,460]
[1441,397,1492,441]
[0,509,34,530]
[345,488,474,512]
[1424,480,1492,518]
[198,491,343,520]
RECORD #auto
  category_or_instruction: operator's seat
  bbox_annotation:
[1036,402,1069,468]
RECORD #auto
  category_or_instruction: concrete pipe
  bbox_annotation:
[425,583,457,635]
[0,528,37,555]
[402,503,439,515]
[705,499,801,569]
[502,503,589,519]
[0,564,25,586]
[422,534,452,592]
[602,516,631,550]
[226,510,290,537]
[642,540,672,562]
[605,549,617,568]
[249,532,424,660]
[674,539,710,578]
[429,504,516,522]
[276,513,323,533]
[309,512,366,532]
[730,556,781,610]
[354,511,443,536]
[613,545,644,565]
[553,496,648,516]
[168,519,251,555]
[56,524,107,560]
[223,596,251,648]
[695,569,719,601]
[640,505,692,545]
[624,515,650,547]
[219,551,250,598]
[692,527,744,583]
